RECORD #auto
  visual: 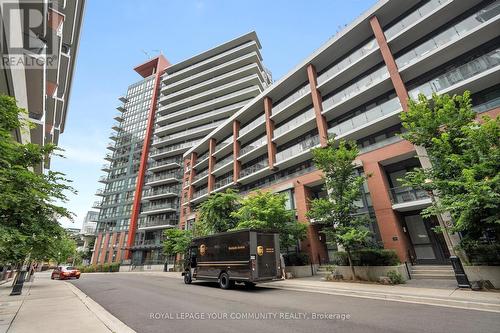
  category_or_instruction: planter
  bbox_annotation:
[332,264,409,282]
[464,266,500,288]
[285,264,319,278]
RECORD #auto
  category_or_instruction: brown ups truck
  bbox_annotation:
[182,229,281,289]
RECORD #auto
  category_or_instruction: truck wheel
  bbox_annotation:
[219,272,233,289]
[184,271,192,284]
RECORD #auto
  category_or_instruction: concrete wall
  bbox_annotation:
[464,266,500,288]
[285,264,319,278]
[333,264,409,282]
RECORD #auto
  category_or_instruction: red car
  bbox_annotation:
[51,266,81,280]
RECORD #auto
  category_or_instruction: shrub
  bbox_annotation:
[284,253,310,266]
[331,249,400,266]
[387,270,405,284]
[459,240,500,265]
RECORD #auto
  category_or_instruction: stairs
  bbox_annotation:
[410,265,455,280]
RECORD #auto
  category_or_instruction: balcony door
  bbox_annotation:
[404,214,449,265]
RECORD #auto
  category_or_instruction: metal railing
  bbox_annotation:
[389,186,430,204]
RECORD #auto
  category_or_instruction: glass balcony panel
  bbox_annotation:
[240,135,267,156]
[275,134,320,162]
[389,186,430,204]
[239,114,266,137]
[240,158,268,178]
[274,108,315,137]
[273,84,311,115]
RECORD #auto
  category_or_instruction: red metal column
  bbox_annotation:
[125,56,169,260]
[207,138,217,193]
[264,97,277,169]
[307,64,329,147]
[233,120,241,183]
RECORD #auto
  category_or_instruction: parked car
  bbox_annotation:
[183,229,281,289]
[51,266,81,280]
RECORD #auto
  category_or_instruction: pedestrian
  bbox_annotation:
[280,253,286,280]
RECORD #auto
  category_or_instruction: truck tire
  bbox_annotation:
[184,271,192,284]
[219,272,233,289]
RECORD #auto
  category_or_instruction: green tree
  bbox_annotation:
[400,92,500,248]
[231,191,307,251]
[51,232,77,265]
[0,95,75,267]
[163,228,193,257]
[307,139,371,280]
[196,188,240,236]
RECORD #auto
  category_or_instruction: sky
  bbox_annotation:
[52,0,378,229]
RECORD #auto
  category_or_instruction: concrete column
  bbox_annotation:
[208,138,217,193]
[264,97,277,169]
[306,64,329,147]
[233,120,241,183]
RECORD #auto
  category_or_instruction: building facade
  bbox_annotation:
[79,210,98,256]
[92,32,271,265]
[0,0,85,171]
[182,0,500,265]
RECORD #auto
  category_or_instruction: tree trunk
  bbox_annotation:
[346,249,357,281]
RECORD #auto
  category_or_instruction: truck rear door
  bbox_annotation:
[256,233,277,278]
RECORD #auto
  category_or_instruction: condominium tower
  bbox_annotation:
[92,32,271,265]
[0,0,85,171]
[182,0,500,267]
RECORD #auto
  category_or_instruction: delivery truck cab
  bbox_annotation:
[182,229,281,289]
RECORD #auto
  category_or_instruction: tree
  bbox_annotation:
[196,188,240,236]
[163,228,192,257]
[231,191,307,251]
[51,232,77,265]
[400,92,500,248]
[307,138,371,280]
[0,94,75,267]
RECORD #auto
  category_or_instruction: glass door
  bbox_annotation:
[404,214,438,264]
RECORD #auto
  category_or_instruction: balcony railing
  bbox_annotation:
[396,2,500,70]
[274,108,315,138]
[273,84,311,115]
[239,114,266,137]
[146,171,181,183]
[322,66,389,112]
[143,186,180,198]
[150,140,201,157]
[215,135,233,152]
[214,174,233,190]
[328,98,401,136]
[153,120,224,145]
[149,158,182,169]
[139,218,178,229]
[240,158,268,178]
[317,38,378,86]
[193,187,208,199]
[409,47,500,100]
[214,154,233,171]
[239,135,267,156]
[275,134,320,163]
[142,202,178,212]
[194,168,209,181]
[389,186,430,204]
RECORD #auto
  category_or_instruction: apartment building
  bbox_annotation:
[92,32,271,265]
[0,0,85,171]
[182,0,500,266]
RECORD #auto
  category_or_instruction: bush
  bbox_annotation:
[331,249,400,266]
[284,253,310,266]
[459,240,500,265]
[75,264,120,273]
[387,270,405,284]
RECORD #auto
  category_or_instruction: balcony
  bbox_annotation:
[213,154,233,174]
[148,158,182,172]
[142,186,180,200]
[239,135,267,159]
[113,114,123,122]
[238,114,266,138]
[145,172,181,186]
[138,218,178,230]
[408,47,500,100]
[116,105,126,112]
[101,164,111,171]
[272,83,311,116]
[389,186,432,212]
[193,168,209,182]
[98,175,109,183]
[153,120,224,147]
[133,238,164,248]
[275,134,320,165]
[150,140,201,159]
[111,122,122,131]
[141,202,178,215]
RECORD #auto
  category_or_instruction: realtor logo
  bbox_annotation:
[0,0,61,69]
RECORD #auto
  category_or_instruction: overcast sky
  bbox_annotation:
[52,0,377,229]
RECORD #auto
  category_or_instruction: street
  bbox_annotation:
[70,273,500,333]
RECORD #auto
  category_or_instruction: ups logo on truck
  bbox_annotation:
[257,246,264,256]
[199,244,206,256]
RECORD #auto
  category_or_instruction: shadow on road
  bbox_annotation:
[191,281,275,293]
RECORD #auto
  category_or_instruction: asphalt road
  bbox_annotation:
[70,273,499,333]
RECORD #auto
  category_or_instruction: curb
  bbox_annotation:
[65,282,136,333]
[262,283,500,313]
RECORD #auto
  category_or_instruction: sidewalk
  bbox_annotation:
[0,272,134,333]
[126,271,500,312]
